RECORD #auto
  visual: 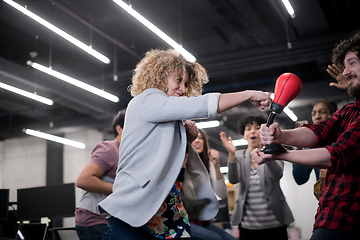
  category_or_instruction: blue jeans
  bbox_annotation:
[310,227,360,240]
[190,223,236,240]
[103,217,169,240]
[76,224,107,240]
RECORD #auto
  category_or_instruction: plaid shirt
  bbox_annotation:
[304,99,360,231]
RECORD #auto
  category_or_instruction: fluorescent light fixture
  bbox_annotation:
[17,230,25,240]
[24,128,86,149]
[283,107,298,121]
[270,93,298,121]
[0,81,53,105]
[112,0,196,62]
[232,138,248,147]
[220,166,228,174]
[3,0,110,64]
[195,120,220,129]
[27,61,119,102]
[282,0,295,18]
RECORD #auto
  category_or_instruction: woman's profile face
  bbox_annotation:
[191,132,204,154]
[164,72,189,97]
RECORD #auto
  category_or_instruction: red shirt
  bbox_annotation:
[304,99,360,231]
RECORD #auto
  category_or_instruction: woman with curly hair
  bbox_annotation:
[99,48,270,240]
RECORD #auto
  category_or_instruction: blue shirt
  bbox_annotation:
[292,164,320,185]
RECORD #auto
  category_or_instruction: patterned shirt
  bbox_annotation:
[304,99,360,230]
[143,153,191,238]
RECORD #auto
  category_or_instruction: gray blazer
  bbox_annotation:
[99,88,221,227]
[227,148,294,226]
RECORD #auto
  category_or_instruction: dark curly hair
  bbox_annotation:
[332,30,360,69]
[237,116,267,136]
[314,101,337,115]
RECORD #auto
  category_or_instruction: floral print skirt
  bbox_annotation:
[143,155,190,239]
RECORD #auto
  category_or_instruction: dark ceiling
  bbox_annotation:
[0,0,359,163]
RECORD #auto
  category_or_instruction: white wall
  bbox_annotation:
[0,136,47,202]
[281,161,319,240]
[0,128,103,228]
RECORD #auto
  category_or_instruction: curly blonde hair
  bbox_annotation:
[129,49,209,97]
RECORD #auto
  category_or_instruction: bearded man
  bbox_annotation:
[251,31,360,240]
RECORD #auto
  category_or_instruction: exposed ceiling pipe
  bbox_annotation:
[48,0,140,59]
[0,68,111,116]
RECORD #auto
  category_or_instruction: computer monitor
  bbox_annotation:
[0,189,9,221]
[17,183,75,221]
[15,223,47,240]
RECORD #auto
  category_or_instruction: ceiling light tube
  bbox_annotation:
[27,61,119,102]
[283,107,298,121]
[282,0,295,18]
[24,128,86,149]
[3,0,110,64]
[112,0,196,62]
[232,139,248,147]
[220,166,228,174]
[270,93,298,121]
[0,81,53,105]
[195,120,220,129]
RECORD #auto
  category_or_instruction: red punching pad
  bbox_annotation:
[261,73,302,154]
[273,73,302,110]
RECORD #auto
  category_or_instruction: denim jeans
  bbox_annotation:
[102,217,165,240]
[190,223,236,240]
[310,227,360,240]
[76,224,107,240]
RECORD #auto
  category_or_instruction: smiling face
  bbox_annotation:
[191,132,204,154]
[311,102,331,124]
[244,122,261,149]
[164,71,189,97]
[343,51,360,98]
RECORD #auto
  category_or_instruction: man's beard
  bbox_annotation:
[348,81,360,99]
